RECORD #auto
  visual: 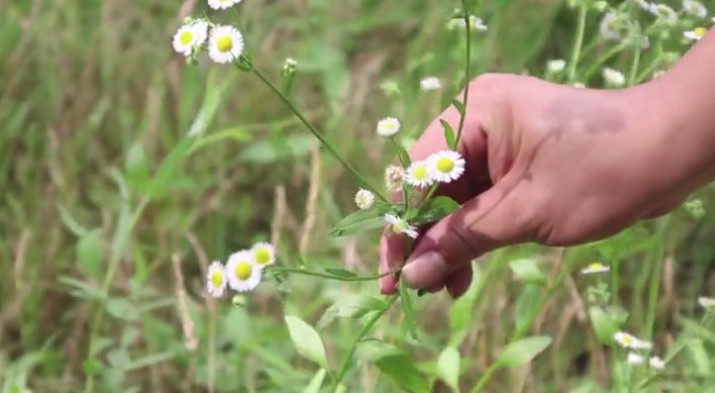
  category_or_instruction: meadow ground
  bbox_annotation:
[1,0,714,392]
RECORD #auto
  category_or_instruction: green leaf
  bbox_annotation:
[125,352,175,371]
[285,316,329,369]
[317,295,388,329]
[514,285,543,332]
[451,99,466,117]
[371,347,430,393]
[411,196,460,225]
[58,276,105,301]
[106,298,139,322]
[147,137,194,199]
[398,280,418,339]
[328,206,385,238]
[302,369,327,393]
[440,119,457,150]
[437,347,460,391]
[588,306,628,345]
[125,140,150,190]
[76,229,104,281]
[509,258,547,286]
[496,336,552,367]
[392,138,412,167]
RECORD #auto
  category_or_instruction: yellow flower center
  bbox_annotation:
[234,261,252,280]
[217,36,233,53]
[587,262,604,270]
[210,270,224,288]
[414,166,428,180]
[436,157,454,173]
[694,27,707,37]
[621,336,633,345]
[180,31,194,45]
[254,248,271,265]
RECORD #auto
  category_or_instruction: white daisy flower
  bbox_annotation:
[206,261,228,297]
[614,331,653,350]
[649,356,665,369]
[384,165,405,192]
[684,27,707,41]
[208,0,242,10]
[376,117,401,137]
[251,242,276,268]
[384,214,419,239]
[580,262,610,275]
[627,352,645,365]
[447,15,488,31]
[683,0,707,18]
[208,25,245,64]
[420,77,442,91]
[602,67,625,87]
[546,59,566,73]
[354,189,375,210]
[698,296,715,308]
[428,150,466,184]
[404,160,434,188]
[172,21,209,56]
[600,12,623,41]
[226,250,262,292]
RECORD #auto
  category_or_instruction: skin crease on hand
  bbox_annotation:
[378,56,713,298]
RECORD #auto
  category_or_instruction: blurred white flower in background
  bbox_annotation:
[172,21,209,56]
[208,0,242,10]
[420,77,442,91]
[627,352,645,365]
[615,331,653,350]
[581,262,610,274]
[384,165,405,192]
[354,189,376,210]
[683,0,707,18]
[602,67,625,87]
[649,356,666,369]
[226,251,262,292]
[376,117,401,137]
[683,27,707,41]
[546,59,566,73]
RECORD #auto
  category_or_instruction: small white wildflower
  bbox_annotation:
[384,165,405,192]
[251,242,275,268]
[376,117,401,137]
[651,70,666,80]
[354,189,376,210]
[631,0,653,11]
[405,160,434,188]
[649,356,666,369]
[600,12,623,41]
[206,261,228,297]
[572,82,586,88]
[627,352,645,365]
[428,150,466,184]
[226,250,262,292]
[698,296,715,308]
[447,15,487,31]
[208,0,242,10]
[683,27,708,41]
[683,0,707,18]
[602,67,625,87]
[651,4,678,22]
[283,58,298,73]
[581,262,611,275]
[420,77,442,91]
[546,59,566,73]
[380,80,400,96]
[614,331,653,350]
[208,25,245,64]
[384,214,419,239]
[172,21,209,56]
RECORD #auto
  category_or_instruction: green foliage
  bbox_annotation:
[285,316,329,369]
[496,336,553,368]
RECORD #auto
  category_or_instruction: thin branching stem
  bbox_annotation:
[454,0,472,146]
[271,267,400,282]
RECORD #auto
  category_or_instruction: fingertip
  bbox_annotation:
[446,265,473,299]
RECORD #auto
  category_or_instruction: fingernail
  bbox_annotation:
[402,251,448,289]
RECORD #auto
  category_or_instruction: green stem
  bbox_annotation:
[252,68,386,202]
[583,43,628,82]
[469,363,499,393]
[567,4,588,83]
[644,216,670,338]
[83,197,150,393]
[627,49,641,86]
[634,42,664,84]
[454,0,472,146]
[332,296,399,392]
[270,267,399,282]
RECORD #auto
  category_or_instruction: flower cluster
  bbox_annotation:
[172,1,246,64]
[205,243,276,296]
[614,331,666,370]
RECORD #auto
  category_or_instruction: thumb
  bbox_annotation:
[401,178,533,289]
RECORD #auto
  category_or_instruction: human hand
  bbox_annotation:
[379,73,694,297]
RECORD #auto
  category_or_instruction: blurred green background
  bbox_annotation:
[1,0,714,392]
